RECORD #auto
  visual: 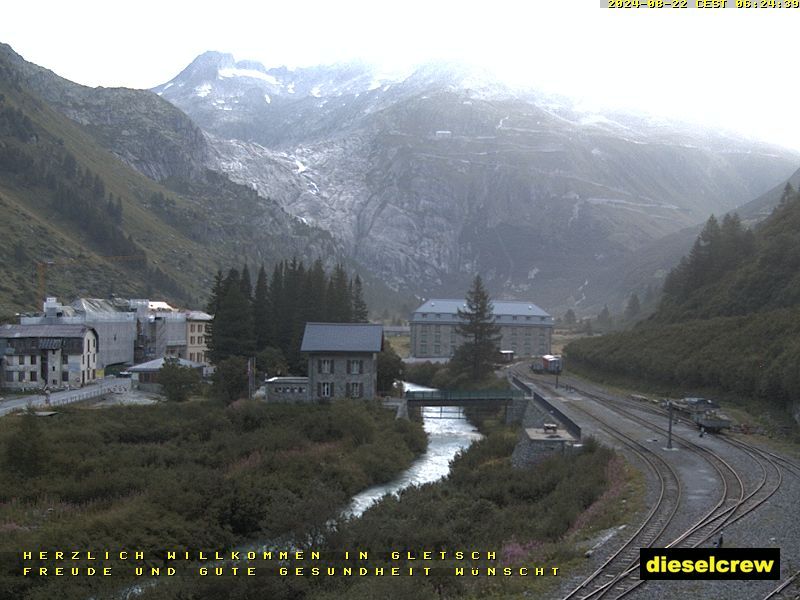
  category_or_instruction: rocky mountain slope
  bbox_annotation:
[153,52,800,310]
[0,44,339,314]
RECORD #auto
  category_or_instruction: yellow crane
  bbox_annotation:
[35,254,146,308]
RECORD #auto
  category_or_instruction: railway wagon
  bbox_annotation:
[529,354,563,374]
[664,397,731,432]
[693,410,732,432]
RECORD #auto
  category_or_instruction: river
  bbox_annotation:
[342,382,483,518]
[117,385,480,598]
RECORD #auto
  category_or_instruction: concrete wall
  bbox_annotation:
[511,431,571,468]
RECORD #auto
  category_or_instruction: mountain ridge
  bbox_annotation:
[152,50,799,310]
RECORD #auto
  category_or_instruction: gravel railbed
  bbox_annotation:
[522,379,799,600]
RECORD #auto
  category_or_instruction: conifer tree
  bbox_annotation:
[351,275,369,322]
[253,264,270,351]
[624,294,641,320]
[208,268,255,363]
[452,275,501,381]
[240,263,253,302]
[326,263,352,322]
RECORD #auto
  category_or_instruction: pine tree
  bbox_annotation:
[253,264,270,351]
[351,275,369,322]
[563,309,576,326]
[597,305,612,327]
[306,259,328,322]
[240,263,253,302]
[452,275,501,382]
[326,263,352,322]
[206,270,224,315]
[624,293,641,320]
[208,269,255,363]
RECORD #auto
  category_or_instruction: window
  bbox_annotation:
[319,382,333,397]
[422,313,428,318]
[30,372,37,382]
[4,370,12,382]
[434,344,441,355]
[513,315,517,321]
[420,343,427,354]
[62,353,68,364]
[318,359,333,374]
[347,382,363,398]
[62,371,68,382]
[190,336,196,345]
[198,336,203,344]
[190,324,196,333]
[31,355,37,365]
[347,360,363,375]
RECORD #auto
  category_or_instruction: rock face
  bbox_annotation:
[0,43,340,296]
[1,44,210,183]
[153,52,800,308]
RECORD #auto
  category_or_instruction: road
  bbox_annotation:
[0,378,131,417]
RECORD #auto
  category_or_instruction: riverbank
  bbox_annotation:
[0,398,427,600]
[143,410,623,600]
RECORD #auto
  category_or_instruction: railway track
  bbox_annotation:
[508,365,794,600]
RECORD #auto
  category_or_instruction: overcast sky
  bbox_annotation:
[2,0,799,150]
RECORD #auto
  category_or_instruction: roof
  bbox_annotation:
[300,323,383,353]
[148,301,176,312]
[413,299,551,318]
[0,324,95,339]
[71,298,130,314]
[185,311,213,321]
[128,357,204,372]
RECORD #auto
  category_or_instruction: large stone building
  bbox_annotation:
[20,297,212,371]
[409,299,553,360]
[298,323,384,401]
[0,324,99,390]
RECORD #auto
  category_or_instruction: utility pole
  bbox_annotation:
[667,400,674,449]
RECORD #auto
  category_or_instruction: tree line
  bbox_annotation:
[206,258,369,375]
[566,186,800,419]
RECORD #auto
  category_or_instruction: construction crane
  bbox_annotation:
[35,254,147,309]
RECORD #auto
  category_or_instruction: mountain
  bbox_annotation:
[0,43,339,315]
[153,51,800,309]
[566,186,800,425]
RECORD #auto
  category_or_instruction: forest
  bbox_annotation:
[566,185,800,420]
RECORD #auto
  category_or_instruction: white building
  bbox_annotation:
[409,299,553,359]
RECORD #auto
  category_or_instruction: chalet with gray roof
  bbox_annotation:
[0,324,99,390]
[410,299,553,359]
[301,323,383,400]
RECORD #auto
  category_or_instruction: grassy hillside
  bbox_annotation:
[566,185,800,424]
[0,63,339,316]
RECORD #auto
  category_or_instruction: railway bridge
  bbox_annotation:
[399,389,524,419]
